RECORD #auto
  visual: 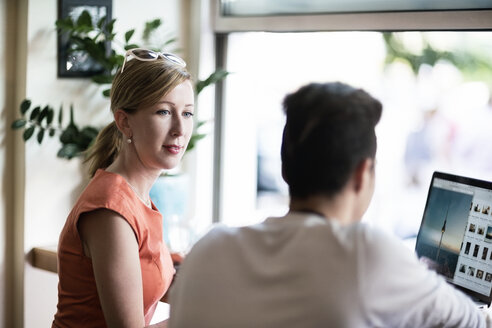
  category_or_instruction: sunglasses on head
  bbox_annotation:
[120,48,186,73]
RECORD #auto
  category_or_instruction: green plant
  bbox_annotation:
[12,11,228,159]
[383,32,492,82]
[11,100,99,159]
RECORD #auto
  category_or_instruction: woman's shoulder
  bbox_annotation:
[73,169,135,216]
[87,169,127,192]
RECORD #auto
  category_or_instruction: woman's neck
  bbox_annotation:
[105,151,161,199]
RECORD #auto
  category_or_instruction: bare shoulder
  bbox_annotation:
[78,209,130,238]
[77,209,137,258]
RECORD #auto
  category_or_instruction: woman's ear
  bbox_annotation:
[114,109,131,138]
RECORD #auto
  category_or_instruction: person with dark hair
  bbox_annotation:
[169,82,491,327]
[53,49,194,328]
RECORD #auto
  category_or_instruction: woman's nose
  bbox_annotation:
[170,116,184,137]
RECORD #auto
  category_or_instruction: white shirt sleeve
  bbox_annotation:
[358,226,488,328]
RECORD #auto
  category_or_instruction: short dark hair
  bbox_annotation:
[281,82,382,199]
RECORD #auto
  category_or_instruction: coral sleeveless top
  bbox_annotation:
[53,169,175,327]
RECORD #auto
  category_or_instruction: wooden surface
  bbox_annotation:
[30,246,57,273]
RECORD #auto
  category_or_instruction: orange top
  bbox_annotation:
[53,169,174,327]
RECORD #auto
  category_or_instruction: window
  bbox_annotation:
[216,30,492,238]
[205,1,492,237]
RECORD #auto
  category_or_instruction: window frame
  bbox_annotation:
[208,0,492,222]
[212,1,492,32]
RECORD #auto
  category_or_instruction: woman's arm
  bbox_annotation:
[160,253,184,303]
[78,209,168,328]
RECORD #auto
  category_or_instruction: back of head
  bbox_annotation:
[281,82,382,199]
[85,54,192,177]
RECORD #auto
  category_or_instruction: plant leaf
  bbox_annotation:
[76,10,93,28]
[37,128,45,144]
[102,89,111,97]
[29,106,41,120]
[125,29,135,43]
[69,104,75,126]
[20,99,31,115]
[37,106,49,124]
[55,17,74,32]
[105,18,116,34]
[97,15,106,29]
[60,125,79,144]
[91,74,113,84]
[196,70,230,95]
[143,18,162,41]
[47,107,54,125]
[196,120,207,129]
[57,143,81,159]
[186,133,206,152]
[11,119,26,129]
[78,126,100,150]
[164,37,177,46]
[23,126,35,141]
[124,44,140,51]
[58,104,63,126]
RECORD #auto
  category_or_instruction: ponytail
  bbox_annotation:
[84,122,121,177]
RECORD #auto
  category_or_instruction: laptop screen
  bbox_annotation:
[415,171,492,305]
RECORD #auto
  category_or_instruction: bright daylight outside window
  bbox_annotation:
[220,31,492,239]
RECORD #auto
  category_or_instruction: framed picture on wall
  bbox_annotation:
[57,0,112,77]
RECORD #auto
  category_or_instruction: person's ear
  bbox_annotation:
[114,109,132,139]
[353,158,373,193]
[281,163,289,184]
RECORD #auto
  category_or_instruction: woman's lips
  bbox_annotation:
[163,145,183,155]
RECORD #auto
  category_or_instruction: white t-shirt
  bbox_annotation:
[169,212,489,328]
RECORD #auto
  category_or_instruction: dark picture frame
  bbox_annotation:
[57,0,112,77]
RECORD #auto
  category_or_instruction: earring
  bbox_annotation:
[127,137,132,144]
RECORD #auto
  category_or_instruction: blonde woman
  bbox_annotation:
[52,49,194,328]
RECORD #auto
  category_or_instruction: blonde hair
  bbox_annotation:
[85,57,192,177]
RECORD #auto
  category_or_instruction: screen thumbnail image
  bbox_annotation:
[483,206,491,215]
[474,203,482,213]
[482,247,489,260]
[416,187,473,280]
[486,226,492,243]
[473,244,480,257]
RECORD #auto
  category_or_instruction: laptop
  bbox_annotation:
[415,171,492,308]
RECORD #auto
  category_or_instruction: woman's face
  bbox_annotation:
[128,80,194,171]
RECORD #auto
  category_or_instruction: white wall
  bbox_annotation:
[23,1,182,326]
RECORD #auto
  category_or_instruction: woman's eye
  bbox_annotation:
[157,109,171,116]
[183,112,194,118]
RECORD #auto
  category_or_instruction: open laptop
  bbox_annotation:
[415,171,492,308]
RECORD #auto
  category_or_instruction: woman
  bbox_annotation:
[52,48,194,328]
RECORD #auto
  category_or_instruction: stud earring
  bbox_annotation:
[127,137,132,144]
